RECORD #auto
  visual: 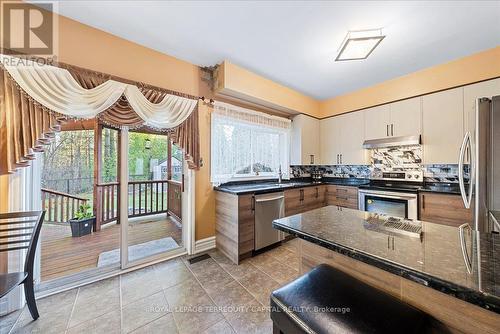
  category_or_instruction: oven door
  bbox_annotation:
[358,189,418,219]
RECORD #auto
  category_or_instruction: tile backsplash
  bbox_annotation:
[290,145,466,183]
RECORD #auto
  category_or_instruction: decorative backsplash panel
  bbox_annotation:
[290,145,466,183]
[290,165,370,179]
[371,145,422,169]
[423,164,466,183]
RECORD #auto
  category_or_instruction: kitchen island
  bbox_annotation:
[273,206,500,334]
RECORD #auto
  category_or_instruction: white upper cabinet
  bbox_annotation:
[364,105,390,140]
[389,97,422,137]
[463,78,500,134]
[422,87,464,164]
[319,116,341,165]
[319,111,368,165]
[290,114,321,165]
[339,111,369,165]
[364,98,422,140]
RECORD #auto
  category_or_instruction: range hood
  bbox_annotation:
[362,135,421,149]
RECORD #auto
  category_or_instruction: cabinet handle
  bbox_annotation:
[387,236,390,249]
[315,187,319,198]
[422,194,425,209]
[336,154,339,164]
[251,196,255,211]
[300,189,304,201]
[310,155,314,164]
[392,237,395,250]
[386,124,389,137]
[340,154,343,164]
[391,124,394,136]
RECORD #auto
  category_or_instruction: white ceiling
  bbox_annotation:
[51,1,500,100]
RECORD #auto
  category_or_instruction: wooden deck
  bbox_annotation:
[40,216,182,282]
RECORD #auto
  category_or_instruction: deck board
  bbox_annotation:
[40,216,182,282]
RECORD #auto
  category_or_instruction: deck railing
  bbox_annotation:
[96,182,119,227]
[41,188,88,223]
[42,179,170,228]
[129,180,168,218]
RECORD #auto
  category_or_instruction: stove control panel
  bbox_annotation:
[370,170,423,182]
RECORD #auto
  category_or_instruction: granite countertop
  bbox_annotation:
[420,182,462,195]
[273,206,500,313]
[214,178,370,195]
[214,178,464,196]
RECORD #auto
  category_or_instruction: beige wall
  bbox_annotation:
[320,46,500,117]
[217,61,321,117]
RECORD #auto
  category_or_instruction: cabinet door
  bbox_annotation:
[319,117,341,164]
[238,194,255,256]
[285,188,303,216]
[364,105,390,140]
[390,97,422,137]
[291,114,321,165]
[463,78,500,134]
[422,87,464,164]
[419,192,473,227]
[339,111,368,165]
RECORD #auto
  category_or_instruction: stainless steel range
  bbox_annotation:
[358,171,423,220]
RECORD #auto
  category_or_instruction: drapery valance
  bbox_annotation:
[0,54,201,173]
[213,101,291,129]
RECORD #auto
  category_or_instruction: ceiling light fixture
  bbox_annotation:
[335,29,385,61]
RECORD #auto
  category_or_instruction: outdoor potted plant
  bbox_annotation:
[69,203,95,237]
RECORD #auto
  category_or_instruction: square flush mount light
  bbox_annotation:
[335,29,385,61]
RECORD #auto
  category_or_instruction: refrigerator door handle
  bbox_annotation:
[459,223,472,274]
[458,132,473,209]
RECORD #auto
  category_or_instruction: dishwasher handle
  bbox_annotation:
[255,195,285,203]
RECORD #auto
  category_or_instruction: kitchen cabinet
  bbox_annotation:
[364,105,390,140]
[291,114,321,165]
[326,185,358,209]
[215,192,255,264]
[320,112,368,165]
[364,98,421,140]
[338,112,368,165]
[463,78,500,134]
[319,116,341,165]
[389,97,422,137]
[285,186,325,216]
[419,192,473,227]
[422,87,464,164]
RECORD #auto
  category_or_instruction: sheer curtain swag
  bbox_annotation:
[0,54,200,174]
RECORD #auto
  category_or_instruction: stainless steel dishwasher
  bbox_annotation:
[254,191,285,250]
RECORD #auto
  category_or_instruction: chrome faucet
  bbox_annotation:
[278,165,283,184]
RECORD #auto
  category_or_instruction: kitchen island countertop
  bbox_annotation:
[273,206,500,313]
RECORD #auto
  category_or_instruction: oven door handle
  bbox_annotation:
[358,190,417,200]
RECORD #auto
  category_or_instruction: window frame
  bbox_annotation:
[211,113,290,184]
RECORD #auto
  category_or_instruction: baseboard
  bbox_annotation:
[194,236,216,254]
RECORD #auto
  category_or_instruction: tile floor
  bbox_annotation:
[1,239,301,334]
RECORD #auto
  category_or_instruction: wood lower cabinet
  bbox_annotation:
[215,192,254,264]
[326,185,358,209]
[419,192,473,227]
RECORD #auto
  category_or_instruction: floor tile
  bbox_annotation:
[219,260,260,280]
[121,267,163,306]
[130,313,178,334]
[252,259,299,285]
[0,309,22,334]
[11,303,73,334]
[223,300,273,334]
[237,270,281,307]
[66,310,121,334]
[122,291,170,333]
[69,277,120,328]
[163,278,206,307]
[208,280,255,309]
[202,320,236,334]
[170,294,223,334]
[154,261,194,289]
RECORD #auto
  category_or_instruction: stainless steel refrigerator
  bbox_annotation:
[458,96,500,233]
